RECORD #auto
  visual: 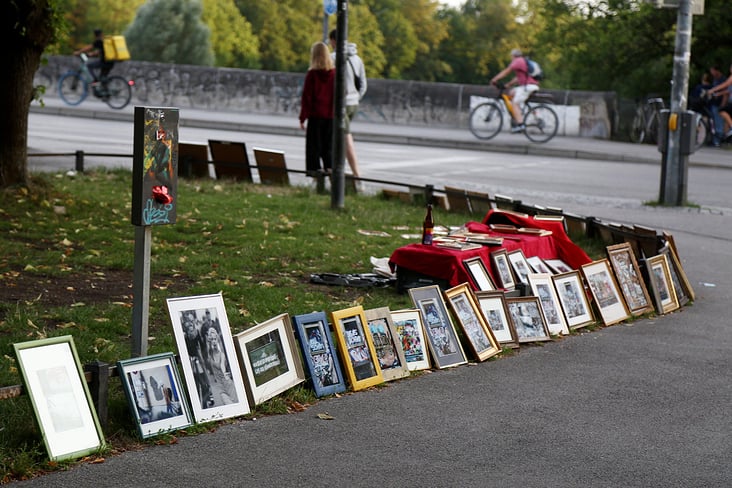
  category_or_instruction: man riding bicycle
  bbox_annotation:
[74,28,114,83]
[490,48,539,133]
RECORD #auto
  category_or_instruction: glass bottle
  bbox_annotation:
[421,204,434,245]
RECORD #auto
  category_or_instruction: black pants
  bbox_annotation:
[305,118,333,173]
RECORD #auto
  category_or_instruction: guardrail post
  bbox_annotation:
[85,360,109,429]
[75,150,85,172]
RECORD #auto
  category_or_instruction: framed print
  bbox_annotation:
[526,256,554,274]
[646,254,680,314]
[475,291,519,348]
[390,309,431,371]
[507,249,532,285]
[13,336,106,461]
[552,271,595,330]
[330,306,384,391]
[661,232,695,301]
[462,256,496,291]
[544,258,573,274]
[606,243,653,315]
[234,313,306,406]
[581,259,630,326]
[291,311,347,397]
[117,352,193,439]
[167,293,250,423]
[444,284,502,361]
[659,242,692,306]
[528,273,570,335]
[490,249,516,291]
[506,297,552,343]
[364,307,411,382]
[408,285,468,369]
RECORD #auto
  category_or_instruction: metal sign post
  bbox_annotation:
[331,0,348,210]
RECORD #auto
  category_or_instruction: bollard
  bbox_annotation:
[85,360,109,429]
[75,150,85,172]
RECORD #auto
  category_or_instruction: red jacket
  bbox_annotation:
[299,69,335,123]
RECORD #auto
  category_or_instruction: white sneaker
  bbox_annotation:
[510,124,526,133]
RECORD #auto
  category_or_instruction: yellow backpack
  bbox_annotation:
[103,35,130,61]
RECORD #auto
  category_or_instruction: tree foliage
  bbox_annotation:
[202,0,260,69]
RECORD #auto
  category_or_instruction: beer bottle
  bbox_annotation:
[421,204,434,245]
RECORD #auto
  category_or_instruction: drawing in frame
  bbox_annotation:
[505,296,552,343]
[658,242,691,307]
[645,254,680,314]
[330,306,384,391]
[364,307,411,381]
[291,311,347,397]
[661,231,695,301]
[581,259,630,326]
[234,313,306,406]
[462,256,496,291]
[444,283,502,361]
[490,248,516,291]
[551,271,595,330]
[507,249,532,286]
[167,293,250,423]
[475,291,519,348]
[528,273,570,335]
[13,336,106,461]
[544,258,573,274]
[526,255,554,274]
[408,285,468,369]
[390,309,431,372]
[117,352,193,439]
[606,242,654,315]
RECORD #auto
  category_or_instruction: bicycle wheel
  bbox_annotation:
[523,104,558,143]
[694,116,710,151]
[630,106,646,143]
[647,111,660,145]
[469,102,503,140]
[58,72,87,106]
[104,76,133,109]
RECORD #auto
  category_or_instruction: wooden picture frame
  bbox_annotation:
[490,248,516,291]
[117,352,193,439]
[505,296,552,343]
[234,313,306,406]
[408,285,468,369]
[544,258,573,274]
[291,311,347,397]
[659,242,692,306]
[364,307,411,381]
[606,242,653,315]
[13,336,106,461]
[208,139,253,182]
[526,255,554,274]
[475,291,519,348]
[462,256,496,291]
[167,293,250,423]
[252,146,290,185]
[330,306,384,391]
[390,309,431,371]
[645,254,680,314]
[507,249,532,285]
[528,273,570,335]
[581,259,630,326]
[444,284,502,361]
[661,232,695,301]
[551,271,595,330]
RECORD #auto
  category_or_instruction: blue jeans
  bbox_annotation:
[710,105,723,144]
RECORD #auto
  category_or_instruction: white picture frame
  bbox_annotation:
[528,273,570,335]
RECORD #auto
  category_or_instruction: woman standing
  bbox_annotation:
[299,42,335,175]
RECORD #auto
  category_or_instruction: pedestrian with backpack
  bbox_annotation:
[490,48,540,133]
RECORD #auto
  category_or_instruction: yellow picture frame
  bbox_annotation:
[330,306,384,391]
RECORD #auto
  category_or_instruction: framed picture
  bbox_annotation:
[444,284,502,361]
[526,255,554,274]
[13,336,106,461]
[408,285,468,369]
[552,271,595,330]
[661,232,695,301]
[544,258,573,274]
[330,306,384,391]
[506,297,552,343]
[291,311,347,397]
[462,256,496,291]
[234,313,306,406]
[390,309,431,372]
[507,249,532,285]
[167,293,250,423]
[606,243,653,315]
[659,242,692,307]
[646,254,680,314]
[527,273,570,335]
[581,259,630,326]
[117,352,193,439]
[364,307,411,381]
[490,249,516,291]
[475,291,519,348]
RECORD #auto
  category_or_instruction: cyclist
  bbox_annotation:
[490,48,540,133]
[74,28,114,84]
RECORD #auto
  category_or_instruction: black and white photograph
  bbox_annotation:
[507,249,532,285]
[490,249,516,290]
[646,254,680,315]
[552,271,595,329]
[463,256,496,291]
[445,284,501,361]
[581,260,630,326]
[606,243,653,315]
[506,297,552,343]
[528,273,570,335]
[476,291,520,347]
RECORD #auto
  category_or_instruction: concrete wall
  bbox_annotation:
[38,56,620,139]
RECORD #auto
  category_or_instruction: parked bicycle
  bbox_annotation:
[58,54,134,109]
[469,83,559,143]
[630,96,665,145]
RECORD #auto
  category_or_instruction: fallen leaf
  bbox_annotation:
[317,412,335,420]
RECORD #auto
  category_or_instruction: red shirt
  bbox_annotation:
[509,57,538,86]
[299,69,335,123]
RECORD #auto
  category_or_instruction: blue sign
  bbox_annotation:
[324,0,337,15]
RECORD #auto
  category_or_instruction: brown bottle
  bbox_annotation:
[421,204,434,245]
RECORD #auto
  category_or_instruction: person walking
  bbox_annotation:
[299,41,335,175]
[329,29,367,188]
[490,48,539,133]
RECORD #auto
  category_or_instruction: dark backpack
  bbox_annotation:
[524,57,544,81]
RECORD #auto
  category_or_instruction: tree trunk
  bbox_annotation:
[1,1,56,188]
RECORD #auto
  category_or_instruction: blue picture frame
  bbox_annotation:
[291,311,347,397]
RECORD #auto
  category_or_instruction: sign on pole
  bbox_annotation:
[654,0,704,15]
[324,0,337,15]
